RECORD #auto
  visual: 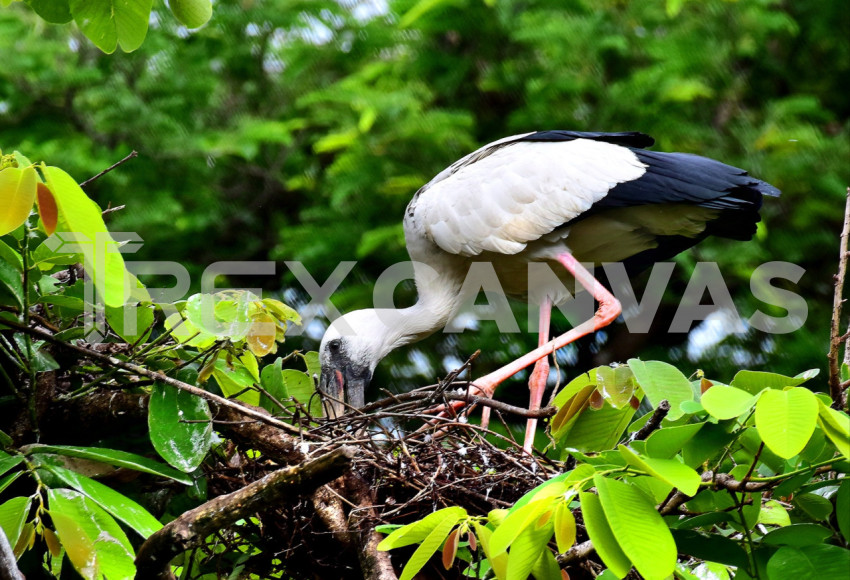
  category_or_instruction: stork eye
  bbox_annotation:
[328,339,341,353]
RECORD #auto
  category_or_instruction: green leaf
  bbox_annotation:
[731,370,816,395]
[557,399,636,453]
[594,474,677,580]
[645,422,704,459]
[0,258,24,310]
[617,446,701,496]
[701,385,758,420]
[762,524,833,547]
[0,453,23,477]
[491,497,556,555]
[377,506,466,550]
[105,303,154,343]
[25,0,73,23]
[766,545,850,580]
[510,464,593,513]
[169,0,211,28]
[149,381,212,472]
[259,357,287,413]
[553,502,576,554]
[212,358,259,406]
[817,401,850,460]
[0,238,23,271]
[627,359,693,420]
[505,513,554,580]
[754,387,818,458]
[670,529,749,569]
[0,166,37,236]
[398,511,461,580]
[0,496,31,549]
[41,463,162,537]
[48,488,135,580]
[69,0,152,53]
[282,369,321,416]
[596,365,636,409]
[398,0,452,28]
[530,548,561,580]
[836,479,850,542]
[792,492,833,521]
[758,500,791,527]
[23,444,192,484]
[580,491,631,579]
[0,471,22,495]
[41,167,136,307]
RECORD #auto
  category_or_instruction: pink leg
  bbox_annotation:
[522,296,552,453]
[429,254,621,449]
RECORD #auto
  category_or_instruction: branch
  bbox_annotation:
[631,399,670,441]
[1,319,302,436]
[133,447,356,580]
[0,529,24,580]
[79,150,138,188]
[347,475,399,580]
[557,539,595,566]
[828,187,850,410]
[361,388,557,418]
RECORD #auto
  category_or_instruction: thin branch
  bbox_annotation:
[134,447,356,580]
[79,150,138,188]
[631,399,670,441]
[360,388,557,418]
[828,187,850,410]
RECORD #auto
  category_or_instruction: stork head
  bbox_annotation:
[318,309,399,418]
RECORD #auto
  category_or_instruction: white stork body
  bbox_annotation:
[319,131,779,452]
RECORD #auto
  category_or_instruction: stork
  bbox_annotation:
[318,131,779,452]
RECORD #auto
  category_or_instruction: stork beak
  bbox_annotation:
[318,366,371,419]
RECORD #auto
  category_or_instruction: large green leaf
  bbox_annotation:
[762,524,833,547]
[754,387,818,458]
[645,422,704,459]
[259,357,287,413]
[579,491,631,579]
[0,496,31,549]
[618,445,701,496]
[557,399,636,453]
[505,514,554,580]
[817,401,850,459]
[491,497,557,555]
[0,257,24,310]
[213,358,260,406]
[42,463,162,537]
[766,545,850,580]
[377,506,466,550]
[25,0,73,23]
[69,0,152,53]
[397,511,462,580]
[836,479,850,542]
[627,359,693,420]
[41,167,136,308]
[594,474,676,580]
[105,302,154,343]
[0,453,23,478]
[48,488,135,580]
[731,369,817,395]
[670,529,749,569]
[282,369,321,416]
[149,381,212,472]
[23,444,192,484]
[701,385,758,420]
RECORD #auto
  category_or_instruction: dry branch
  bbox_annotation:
[827,187,850,410]
[133,446,356,580]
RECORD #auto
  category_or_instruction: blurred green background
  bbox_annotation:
[1,0,847,406]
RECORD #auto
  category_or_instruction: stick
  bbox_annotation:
[134,447,356,579]
[828,187,850,410]
[632,400,670,441]
[79,151,138,188]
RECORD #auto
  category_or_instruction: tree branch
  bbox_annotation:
[632,399,670,441]
[828,187,850,410]
[133,447,356,580]
[79,150,138,188]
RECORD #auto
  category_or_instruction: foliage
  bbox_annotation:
[378,361,850,579]
[0,152,321,578]
[1,0,212,53]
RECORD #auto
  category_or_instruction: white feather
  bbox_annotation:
[414,138,647,257]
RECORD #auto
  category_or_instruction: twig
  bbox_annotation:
[79,151,138,188]
[359,388,557,419]
[631,399,670,441]
[0,527,24,580]
[1,318,302,436]
[558,539,595,566]
[134,447,356,580]
[828,187,850,410]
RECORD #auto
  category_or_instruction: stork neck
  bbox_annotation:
[390,266,465,348]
